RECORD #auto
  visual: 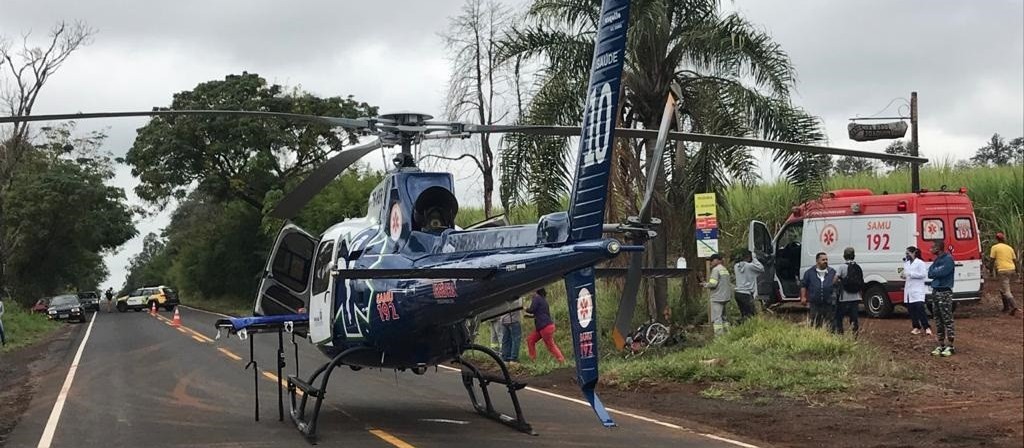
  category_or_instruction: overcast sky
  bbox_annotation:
[1,0,1021,293]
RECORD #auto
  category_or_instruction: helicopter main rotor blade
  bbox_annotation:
[0,110,370,129]
[466,124,927,164]
[270,139,383,220]
[638,95,676,222]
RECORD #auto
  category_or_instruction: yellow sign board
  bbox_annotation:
[694,193,717,218]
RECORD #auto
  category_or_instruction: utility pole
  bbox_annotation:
[910,91,920,192]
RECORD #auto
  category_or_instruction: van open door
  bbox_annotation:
[255,224,316,316]
[749,221,777,300]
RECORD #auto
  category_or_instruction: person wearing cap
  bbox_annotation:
[988,232,1019,316]
[701,253,733,335]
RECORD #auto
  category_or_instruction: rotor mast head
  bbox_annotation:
[379,111,433,169]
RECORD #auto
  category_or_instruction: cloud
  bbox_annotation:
[3,0,1020,293]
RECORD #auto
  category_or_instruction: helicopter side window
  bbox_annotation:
[413,186,458,234]
[311,241,335,296]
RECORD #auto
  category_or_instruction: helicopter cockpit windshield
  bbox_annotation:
[413,186,458,234]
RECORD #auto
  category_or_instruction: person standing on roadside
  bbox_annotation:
[902,246,931,335]
[801,252,838,331]
[833,247,863,335]
[702,254,733,335]
[0,296,6,346]
[500,297,523,363]
[733,249,763,323]
[988,232,1020,316]
[104,287,115,313]
[928,240,956,356]
[525,288,565,363]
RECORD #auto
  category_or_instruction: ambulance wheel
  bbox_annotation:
[864,285,893,318]
[117,302,127,313]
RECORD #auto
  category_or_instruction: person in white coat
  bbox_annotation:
[902,246,931,335]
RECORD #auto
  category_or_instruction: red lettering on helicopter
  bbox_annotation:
[579,331,595,359]
[432,281,458,300]
[375,291,399,321]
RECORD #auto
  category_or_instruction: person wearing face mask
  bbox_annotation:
[901,246,930,335]
[800,252,838,331]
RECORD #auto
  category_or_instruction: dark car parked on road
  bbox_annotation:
[47,294,86,323]
[77,291,100,312]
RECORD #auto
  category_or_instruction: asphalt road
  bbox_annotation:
[6,306,758,448]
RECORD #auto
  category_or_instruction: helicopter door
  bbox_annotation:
[748,220,777,300]
[308,239,336,344]
[255,224,316,316]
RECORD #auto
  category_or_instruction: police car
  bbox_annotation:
[116,286,180,312]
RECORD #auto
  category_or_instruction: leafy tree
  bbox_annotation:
[970,133,1023,166]
[127,72,378,210]
[499,0,826,321]
[883,140,912,170]
[2,124,135,303]
[437,0,514,217]
[122,233,172,294]
[834,156,876,176]
[0,20,96,297]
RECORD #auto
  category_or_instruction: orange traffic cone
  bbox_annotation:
[150,301,157,316]
[171,307,182,327]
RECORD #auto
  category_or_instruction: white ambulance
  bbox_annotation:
[748,188,983,317]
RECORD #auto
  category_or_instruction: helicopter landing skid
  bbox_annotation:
[286,347,368,444]
[454,344,536,436]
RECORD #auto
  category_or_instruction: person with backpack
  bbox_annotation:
[902,246,931,334]
[833,247,862,335]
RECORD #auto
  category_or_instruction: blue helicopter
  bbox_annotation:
[0,0,928,442]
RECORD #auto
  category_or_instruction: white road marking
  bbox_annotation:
[437,365,759,448]
[418,418,470,425]
[37,311,97,448]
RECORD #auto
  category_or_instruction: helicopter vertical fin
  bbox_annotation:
[561,0,632,428]
[563,268,615,426]
[566,0,633,243]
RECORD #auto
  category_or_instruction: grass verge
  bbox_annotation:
[1,301,60,353]
[602,317,912,397]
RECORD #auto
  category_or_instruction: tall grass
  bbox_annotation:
[1,300,59,352]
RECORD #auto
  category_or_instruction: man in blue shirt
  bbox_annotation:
[800,252,838,331]
[927,240,956,356]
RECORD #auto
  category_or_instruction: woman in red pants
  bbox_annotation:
[525,288,565,363]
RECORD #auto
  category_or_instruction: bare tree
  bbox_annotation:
[0,20,96,296]
[437,0,512,217]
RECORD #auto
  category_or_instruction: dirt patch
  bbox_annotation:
[0,325,73,447]
[517,280,1024,448]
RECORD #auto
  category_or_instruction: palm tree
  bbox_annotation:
[499,0,830,321]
